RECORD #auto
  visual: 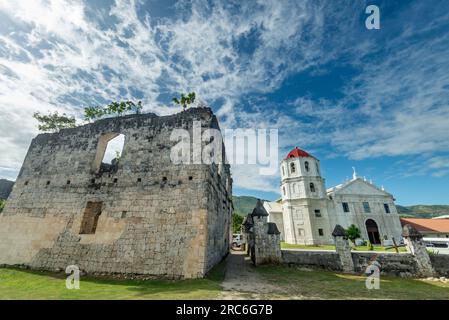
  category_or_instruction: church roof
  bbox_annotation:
[263,201,282,213]
[326,177,393,197]
[285,147,314,160]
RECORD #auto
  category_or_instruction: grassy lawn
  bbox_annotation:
[2,259,449,300]
[258,265,449,300]
[0,263,225,300]
[281,242,407,252]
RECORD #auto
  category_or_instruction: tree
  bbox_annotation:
[33,111,76,132]
[172,92,196,111]
[84,100,143,122]
[346,224,361,245]
[232,213,244,234]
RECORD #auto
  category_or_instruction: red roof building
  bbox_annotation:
[400,218,449,238]
[285,147,313,160]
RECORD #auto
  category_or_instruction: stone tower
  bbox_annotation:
[280,147,331,244]
[0,107,232,279]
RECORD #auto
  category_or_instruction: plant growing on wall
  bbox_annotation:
[33,111,77,132]
[172,92,196,111]
[346,224,361,245]
[84,100,143,122]
[0,199,5,213]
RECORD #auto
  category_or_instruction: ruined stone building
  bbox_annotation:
[0,107,232,279]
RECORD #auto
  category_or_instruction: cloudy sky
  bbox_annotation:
[1,0,449,205]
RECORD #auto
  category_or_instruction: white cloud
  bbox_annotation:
[0,0,448,190]
[0,0,335,191]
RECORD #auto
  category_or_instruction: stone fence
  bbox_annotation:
[282,249,449,277]
[247,218,448,278]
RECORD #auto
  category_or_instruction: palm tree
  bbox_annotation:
[172,92,196,111]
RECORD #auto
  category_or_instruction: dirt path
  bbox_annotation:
[219,251,282,299]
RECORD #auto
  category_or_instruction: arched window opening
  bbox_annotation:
[282,166,285,176]
[309,182,316,193]
[290,162,296,173]
[92,133,125,174]
[305,161,310,172]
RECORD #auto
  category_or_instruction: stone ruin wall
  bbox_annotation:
[0,107,232,279]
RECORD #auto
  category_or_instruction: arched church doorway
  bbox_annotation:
[365,219,381,245]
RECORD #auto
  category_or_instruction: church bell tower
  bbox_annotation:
[280,147,331,244]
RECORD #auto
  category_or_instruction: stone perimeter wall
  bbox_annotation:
[0,107,232,279]
[281,250,449,277]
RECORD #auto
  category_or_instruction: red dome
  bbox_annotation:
[285,147,312,159]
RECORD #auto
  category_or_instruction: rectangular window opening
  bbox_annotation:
[363,202,371,213]
[79,201,103,235]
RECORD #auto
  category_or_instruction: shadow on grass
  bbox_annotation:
[257,265,449,300]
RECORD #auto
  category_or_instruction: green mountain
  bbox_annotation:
[232,195,449,219]
[397,205,449,218]
[232,195,266,217]
[0,179,14,200]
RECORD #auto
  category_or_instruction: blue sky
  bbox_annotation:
[0,0,449,205]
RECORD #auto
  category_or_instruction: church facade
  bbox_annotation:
[264,147,403,246]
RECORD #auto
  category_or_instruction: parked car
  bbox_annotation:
[232,233,242,248]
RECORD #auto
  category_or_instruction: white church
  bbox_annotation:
[264,147,403,246]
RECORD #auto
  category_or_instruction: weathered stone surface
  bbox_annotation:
[0,107,232,279]
[332,225,354,273]
[402,224,436,277]
[430,255,449,277]
[246,200,281,265]
[281,250,341,271]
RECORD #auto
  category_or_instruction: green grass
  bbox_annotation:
[2,258,449,300]
[281,242,407,252]
[0,263,226,300]
[258,265,449,300]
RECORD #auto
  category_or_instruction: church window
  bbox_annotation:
[298,228,304,236]
[309,182,315,193]
[363,202,371,213]
[316,162,320,175]
[314,209,322,217]
[342,202,350,212]
[384,204,391,214]
[79,201,103,234]
[305,161,309,172]
[282,166,285,176]
[283,186,286,195]
[290,163,296,173]
[318,228,324,236]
